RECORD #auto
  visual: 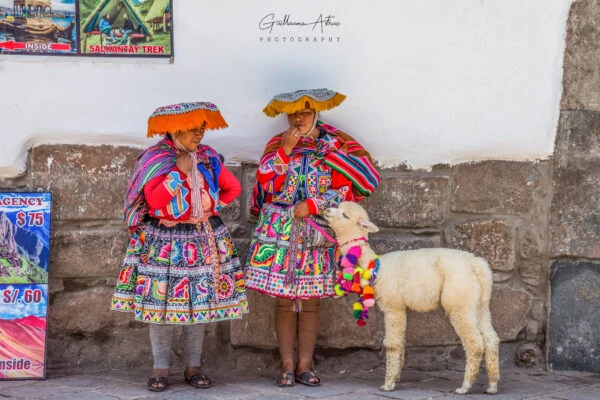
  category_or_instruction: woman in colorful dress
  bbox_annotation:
[111,102,248,392]
[245,89,379,387]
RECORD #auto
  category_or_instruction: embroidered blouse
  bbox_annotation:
[256,133,356,215]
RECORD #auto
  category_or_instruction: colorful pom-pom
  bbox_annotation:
[338,246,379,327]
[364,298,375,307]
[343,267,355,275]
[347,245,362,259]
[341,254,356,267]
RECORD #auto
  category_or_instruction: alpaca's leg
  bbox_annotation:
[479,308,500,394]
[448,310,484,395]
[380,310,407,392]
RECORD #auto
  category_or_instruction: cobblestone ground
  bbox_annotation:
[0,365,599,400]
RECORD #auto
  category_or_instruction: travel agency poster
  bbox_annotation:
[0,193,51,379]
[0,0,172,57]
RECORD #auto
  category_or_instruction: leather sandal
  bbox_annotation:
[295,370,321,387]
[276,372,295,387]
[147,376,168,392]
[185,373,213,389]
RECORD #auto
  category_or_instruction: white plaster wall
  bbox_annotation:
[0,0,573,176]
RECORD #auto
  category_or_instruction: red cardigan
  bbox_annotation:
[143,163,241,221]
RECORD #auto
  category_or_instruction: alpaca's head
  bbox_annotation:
[324,202,379,240]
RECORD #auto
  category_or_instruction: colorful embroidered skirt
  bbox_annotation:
[244,203,338,299]
[111,216,249,324]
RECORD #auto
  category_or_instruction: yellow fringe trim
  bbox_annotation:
[263,93,346,117]
[147,109,228,137]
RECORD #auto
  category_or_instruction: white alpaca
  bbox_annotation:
[324,202,500,395]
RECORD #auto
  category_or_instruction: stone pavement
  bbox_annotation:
[0,365,599,400]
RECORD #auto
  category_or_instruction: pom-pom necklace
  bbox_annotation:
[334,240,380,326]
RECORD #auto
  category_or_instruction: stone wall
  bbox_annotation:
[0,144,553,373]
[548,0,600,373]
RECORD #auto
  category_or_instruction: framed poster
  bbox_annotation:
[0,0,173,57]
[0,192,51,380]
[0,0,77,55]
[79,0,173,57]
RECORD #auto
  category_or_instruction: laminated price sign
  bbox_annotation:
[0,193,51,379]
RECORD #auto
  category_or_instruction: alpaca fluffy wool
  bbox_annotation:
[324,202,500,395]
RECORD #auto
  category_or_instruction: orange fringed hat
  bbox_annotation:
[147,102,228,137]
[263,88,346,117]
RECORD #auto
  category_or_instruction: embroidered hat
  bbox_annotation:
[147,102,228,137]
[263,88,346,117]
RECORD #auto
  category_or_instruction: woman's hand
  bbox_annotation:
[176,151,193,174]
[293,201,310,218]
[281,127,301,156]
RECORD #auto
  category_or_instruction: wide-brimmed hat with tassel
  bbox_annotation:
[263,88,346,117]
[147,102,228,137]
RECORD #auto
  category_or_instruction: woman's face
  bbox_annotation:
[175,123,206,151]
[287,108,315,135]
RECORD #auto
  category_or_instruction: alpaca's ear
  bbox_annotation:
[358,219,379,233]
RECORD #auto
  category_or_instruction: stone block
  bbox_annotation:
[49,278,64,294]
[51,228,129,278]
[550,170,600,258]
[233,238,251,268]
[518,223,547,260]
[493,272,513,283]
[548,260,600,372]
[226,222,253,240]
[27,145,139,220]
[47,326,150,370]
[405,309,458,346]
[244,167,259,223]
[219,165,242,222]
[551,111,600,258]
[370,234,441,255]
[520,262,544,289]
[554,111,600,169]
[490,285,531,340]
[318,296,384,349]
[48,285,129,336]
[230,290,277,349]
[451,161,542,214]
[562,1,600,110]
[444,219,514,272]
[362,176,449,228]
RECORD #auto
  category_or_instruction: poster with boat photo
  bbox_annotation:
[79,0,172,57]
[0,0,77,54]
[0,192,50,380]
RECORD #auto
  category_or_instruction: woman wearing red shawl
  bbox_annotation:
[245,89,379,387]
[111,102,248,392]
